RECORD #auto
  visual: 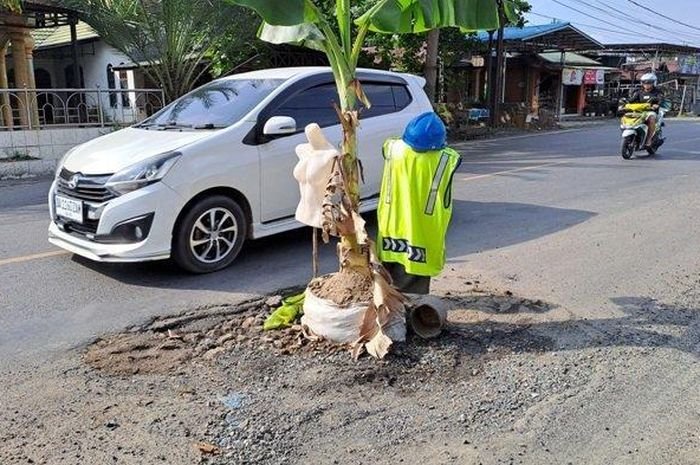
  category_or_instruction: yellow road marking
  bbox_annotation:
[0,250,70,266]
[462,161,567,182]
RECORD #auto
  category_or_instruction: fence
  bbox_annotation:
[0,88,165,130]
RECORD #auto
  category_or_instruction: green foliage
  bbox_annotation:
[0,0,21,13]
[365,29,481,74]
[69,0,262,101]
[364,0,529,73]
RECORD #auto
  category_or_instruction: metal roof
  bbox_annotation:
[590,43,700,56]
[476,22,603,51]
[538,51,602,66]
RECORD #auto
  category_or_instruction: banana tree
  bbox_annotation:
[228,0,519,352]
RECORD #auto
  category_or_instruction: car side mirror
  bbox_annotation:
[263,116,297,136]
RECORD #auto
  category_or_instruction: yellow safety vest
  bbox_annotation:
[377,138,462,277]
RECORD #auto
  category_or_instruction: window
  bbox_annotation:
[118,70,129,107]
[361,83,398,119]
[144,78,284,128]
[392,85,412,111]
[272,81,413,131]
[106,64,117,108]
[275,83,340,129]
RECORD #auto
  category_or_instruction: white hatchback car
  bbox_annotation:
[48,67,432,272]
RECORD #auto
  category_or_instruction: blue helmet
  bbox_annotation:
[402,112,447,152]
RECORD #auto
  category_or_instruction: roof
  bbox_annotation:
[32,21,99,49]
[538,51,602,66]
[220,67,414,81]
[477,22,569,42]
[476,22,603,51]
[591,43,700,56]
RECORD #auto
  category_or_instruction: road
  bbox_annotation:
[1,121,699,463]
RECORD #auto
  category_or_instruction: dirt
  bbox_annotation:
[3,288,699,465]
[308,269,374,306]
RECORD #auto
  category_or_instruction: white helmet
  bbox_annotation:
[641,73,657,85]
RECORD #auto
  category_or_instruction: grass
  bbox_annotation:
[0,151,40,163]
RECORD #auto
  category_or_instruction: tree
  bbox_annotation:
[0,0,21,12]
[228,0,519,356]
[365,1,530,104]
[68,0,261,101]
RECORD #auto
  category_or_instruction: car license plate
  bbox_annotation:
[55,195,83,223]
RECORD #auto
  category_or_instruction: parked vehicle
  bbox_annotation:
[48,67,432,272]
[618,99,667,159]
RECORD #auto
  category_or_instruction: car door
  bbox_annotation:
[355,82,416,201]
[256,76,415,223]
[257,79,342,223]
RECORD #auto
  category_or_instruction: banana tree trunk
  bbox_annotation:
[336,78,370,273]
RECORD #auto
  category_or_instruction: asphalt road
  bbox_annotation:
[2,121,700,464]
[2,121,700,366]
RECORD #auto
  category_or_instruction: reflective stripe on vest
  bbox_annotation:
[425,151,451,215]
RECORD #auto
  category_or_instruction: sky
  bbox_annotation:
[524,0,700,47]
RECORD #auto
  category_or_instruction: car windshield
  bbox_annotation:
[139,78,285,129]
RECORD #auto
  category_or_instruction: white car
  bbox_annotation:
[48,67,432,272]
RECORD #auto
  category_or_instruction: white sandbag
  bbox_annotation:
[301,288,367,343]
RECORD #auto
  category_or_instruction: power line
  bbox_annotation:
[546,0,663,42]
[529,11,645,39]
[623,0,700,33]
[567,0,700,42]
[587,0,700,41]
[547,0,700,45]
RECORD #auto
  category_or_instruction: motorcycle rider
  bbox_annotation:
[628,73,664,148]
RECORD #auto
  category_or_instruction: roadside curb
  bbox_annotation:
[0,158,56,180]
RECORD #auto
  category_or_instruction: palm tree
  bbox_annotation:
[67,0,260,101]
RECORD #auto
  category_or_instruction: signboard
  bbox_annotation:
[562,68,583,85]
[471,56,485,67]
[678,54,700,75]
[584,69,605,85]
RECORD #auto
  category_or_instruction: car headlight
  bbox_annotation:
[105,151,181,195]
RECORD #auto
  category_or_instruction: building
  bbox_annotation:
[589,43,700,114]
[31,20,163,127]
[473,22,610,119]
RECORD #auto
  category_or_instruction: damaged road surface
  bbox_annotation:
[3,291,699,465]
[2,123,700,464]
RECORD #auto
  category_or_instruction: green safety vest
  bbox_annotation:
[377,138,462,277]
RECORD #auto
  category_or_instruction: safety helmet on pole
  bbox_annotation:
[640,73,657,85]
[402,112,447,152]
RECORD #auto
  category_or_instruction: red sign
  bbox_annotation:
[583,69,604,85]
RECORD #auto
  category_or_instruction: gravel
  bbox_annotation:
[1,289,698,465]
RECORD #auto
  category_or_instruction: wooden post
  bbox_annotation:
[424,29,440,104]
[10,30,29,127]
[679,85,687,116]
[0,42,12,128]
[555,51,565,119]
[70,16,80,88]
[312,228,319,278]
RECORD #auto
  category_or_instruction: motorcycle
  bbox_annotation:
[618,99,667,160]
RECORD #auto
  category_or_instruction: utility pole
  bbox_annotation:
[484,30,494,104]
[490,0,505,126]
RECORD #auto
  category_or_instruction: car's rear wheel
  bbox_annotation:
[173,195,247,273]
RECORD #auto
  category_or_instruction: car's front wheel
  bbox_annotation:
[172,195,247,273]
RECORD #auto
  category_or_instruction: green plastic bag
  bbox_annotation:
[263,292,305,331]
